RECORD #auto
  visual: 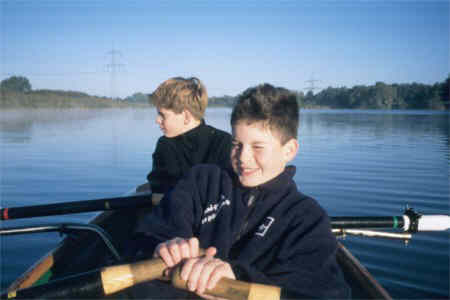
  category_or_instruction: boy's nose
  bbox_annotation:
[156,116,162,125]
[238,146,252,164]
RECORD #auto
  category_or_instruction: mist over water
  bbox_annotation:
[0,108,448,298]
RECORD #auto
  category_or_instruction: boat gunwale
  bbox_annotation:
[6,210,117,292]
[336,242,392,300]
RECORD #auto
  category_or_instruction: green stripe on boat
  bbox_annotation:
[32,270,52,287]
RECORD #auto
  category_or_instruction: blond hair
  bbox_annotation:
[150,77,208,120]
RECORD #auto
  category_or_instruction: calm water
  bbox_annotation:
[0,108,449,298]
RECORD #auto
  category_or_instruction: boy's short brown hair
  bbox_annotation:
[231,83,299,144]
[150,77,208,120]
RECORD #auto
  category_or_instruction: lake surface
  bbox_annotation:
[0,108,448,298]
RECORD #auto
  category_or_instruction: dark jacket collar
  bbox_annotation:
[229,165,297,194]
[170,119,207,150]
[172,119,206,139]
[259,165,296,192]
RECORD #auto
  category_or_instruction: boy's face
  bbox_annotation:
[231,121,298,187]
[155,107,186,137]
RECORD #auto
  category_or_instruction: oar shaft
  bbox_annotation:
[171,266,281,300]
[2,257,167,299]
[3,253,281,300]
[331,213,450,232]
[0,194,151,220]
[331,216,404,229]
[2,270,104,299]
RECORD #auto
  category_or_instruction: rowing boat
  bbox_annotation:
[2,190,391,299]
[3,189,392,299]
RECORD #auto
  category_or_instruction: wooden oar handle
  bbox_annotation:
[101,249,207,295]
[171,265,281,300]
[101,257,167,295]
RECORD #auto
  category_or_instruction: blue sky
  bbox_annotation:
[1,0,448,98]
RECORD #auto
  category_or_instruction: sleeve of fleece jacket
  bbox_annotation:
[147,138,182,194]
[217,131,233,171]
[230,200,350,299]
[142,167,202,242]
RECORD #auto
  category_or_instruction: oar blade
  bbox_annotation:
[418,215,450,231]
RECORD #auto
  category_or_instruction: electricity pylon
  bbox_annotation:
[106,47,124,100]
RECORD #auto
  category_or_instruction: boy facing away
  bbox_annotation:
[138,77,232,202]
[137,84,350,299]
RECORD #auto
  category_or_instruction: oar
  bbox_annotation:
[2,255,280,300]
[331,208,450,232]
[172,265,280,300]
[4,193,449,233]
[0,193,152,221]
[3,195,449,234]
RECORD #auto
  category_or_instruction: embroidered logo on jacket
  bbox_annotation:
[201,195,231,225]
[255,217,275,237]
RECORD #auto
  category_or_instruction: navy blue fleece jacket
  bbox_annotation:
[137,164,350,299]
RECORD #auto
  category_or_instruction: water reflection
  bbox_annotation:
[300,109,449,142]
[0,109,116,144]
[0,119,33,143]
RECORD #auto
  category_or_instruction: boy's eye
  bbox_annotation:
[231,142,242,149]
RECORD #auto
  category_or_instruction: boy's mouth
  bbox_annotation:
[240,167,258,176]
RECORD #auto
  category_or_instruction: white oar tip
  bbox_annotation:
[418,215,450,232]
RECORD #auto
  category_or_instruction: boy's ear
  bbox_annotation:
[283,138,299,162]
[183,109,191,125]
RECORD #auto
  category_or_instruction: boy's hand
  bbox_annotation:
[153,237,201,268]
[153,237,217,277]
[181,254,236,299]
[153,237,235,299]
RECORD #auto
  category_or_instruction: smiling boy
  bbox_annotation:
[137,84,350,299]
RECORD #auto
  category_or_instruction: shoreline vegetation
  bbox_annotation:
[1,76,449,110]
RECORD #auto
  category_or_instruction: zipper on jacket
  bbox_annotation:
[235,188,259,241]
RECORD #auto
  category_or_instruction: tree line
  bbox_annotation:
[1,75,449,110]
[298,79,449,110]
[0,76,140,109]
[206,77,449,110]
